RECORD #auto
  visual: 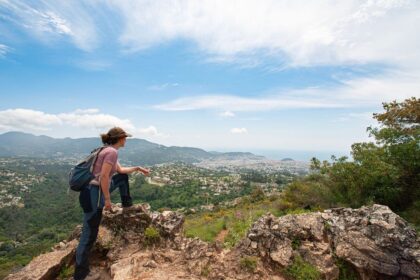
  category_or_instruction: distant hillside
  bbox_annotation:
[0,131,263,165]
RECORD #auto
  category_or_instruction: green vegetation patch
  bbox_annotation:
[286,255,322,280]
[239,256,258,273]
[336,258,358,280]
[144,226,161,246]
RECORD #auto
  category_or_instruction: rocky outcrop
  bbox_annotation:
[6,203,420,280]
[5,240,78,280]
[241,204,420,280]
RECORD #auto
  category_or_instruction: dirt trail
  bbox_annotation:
[215,229,229,243]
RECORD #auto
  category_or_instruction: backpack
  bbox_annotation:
[68,146,106,192]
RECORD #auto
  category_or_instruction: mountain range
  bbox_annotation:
[0,131,265,165]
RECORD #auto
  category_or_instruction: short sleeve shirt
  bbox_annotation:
[92,146,118,181]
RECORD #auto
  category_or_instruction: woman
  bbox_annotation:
[74,127,150,280]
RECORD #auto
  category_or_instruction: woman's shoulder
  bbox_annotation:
[101,146,118,156]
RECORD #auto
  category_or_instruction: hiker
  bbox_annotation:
[74,127,150,280]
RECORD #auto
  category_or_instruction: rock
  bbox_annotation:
[5,240,78,280]
[143,260,158,268]
[102,203,184,238]
[8,203,417,280]
[243,204,420,280]
[152,210,185,238]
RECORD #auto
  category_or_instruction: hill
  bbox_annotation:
[0,132,261,165]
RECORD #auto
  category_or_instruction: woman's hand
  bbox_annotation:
[137,166,150,176]
[104,199,112,211]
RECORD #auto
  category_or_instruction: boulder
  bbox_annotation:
[242,204,420,280]
[5,240,78,280]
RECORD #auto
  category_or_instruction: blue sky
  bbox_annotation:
[0,1,419,160]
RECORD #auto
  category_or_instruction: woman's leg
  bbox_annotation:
[109,173,132,207]
[74,185,103,279]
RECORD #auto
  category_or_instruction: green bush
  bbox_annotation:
[286,255,321,280]
[144,226,160,246]
[239,256,258,273]
[336,258,358,280]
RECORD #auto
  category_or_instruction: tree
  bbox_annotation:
[287,97,419,212]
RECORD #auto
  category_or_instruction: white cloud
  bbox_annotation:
[111,0,420,69]
[0,108,135,133]
[0,44,11,58]
[155,69,420,112]
[219,111,235,118]
[72,108,100,114]
[137,125,168,138]
[1,0,98,50]
[230,127,248,134]
[3,1,419,71]
[147,83,179,91]
[0,108,62,131]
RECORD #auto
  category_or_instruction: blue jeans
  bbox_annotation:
[74,173,130,279]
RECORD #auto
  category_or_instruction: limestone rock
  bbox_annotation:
[5,240,78,280]
[243,204,420,280]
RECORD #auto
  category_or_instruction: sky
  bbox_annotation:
[0,0,419,160]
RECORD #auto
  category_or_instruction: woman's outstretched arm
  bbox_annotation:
[116,162,150,176]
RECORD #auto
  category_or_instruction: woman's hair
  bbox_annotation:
[100,133,119,145]
[100,127,132,145]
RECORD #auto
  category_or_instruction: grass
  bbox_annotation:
[336,258,358,280]
[285,255,322,280]
[184,197,283,247]
[144,226,160,246]
[240,256,258,273]
[58,265,74,280]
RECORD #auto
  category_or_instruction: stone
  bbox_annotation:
[245,204,420,280]
[5,240,78,280]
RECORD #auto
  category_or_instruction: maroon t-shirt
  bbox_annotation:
[92,146,118,182]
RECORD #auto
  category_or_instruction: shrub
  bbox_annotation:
[336,258,358,280]
[286,255,322,280]
[240,256,258,273]
[144,226,160,246]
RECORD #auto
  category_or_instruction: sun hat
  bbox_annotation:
[107,127,132,138]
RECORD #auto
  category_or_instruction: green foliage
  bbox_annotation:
[239,256,258,273]
[286,255,322,280]
[224,214,254,248]
[129,176,253,211]
[279,174,336,210]
[144,226,160,246]
[184,196,281,247]
[58,265,74,280]
[0,162,81,279]
[336,259,358,280]
[250,186,265,202]
[282,98,420,223]
[185,214,227,242]
[291,238,301,250]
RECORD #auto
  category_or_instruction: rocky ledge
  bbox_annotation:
[241,204,420,280]
[5,204,420,280]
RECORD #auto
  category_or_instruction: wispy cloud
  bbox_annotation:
[155,70,419,112]
[3,1,419,71]
[0,43,11,58]
[219,111,235,118]
[137,125,168,138]
[0,0,98,50]
[147,83,179,91]
[111,0,420,70]
[230,128,248,134]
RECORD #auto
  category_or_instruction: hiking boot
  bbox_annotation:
[122,205,136,214]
